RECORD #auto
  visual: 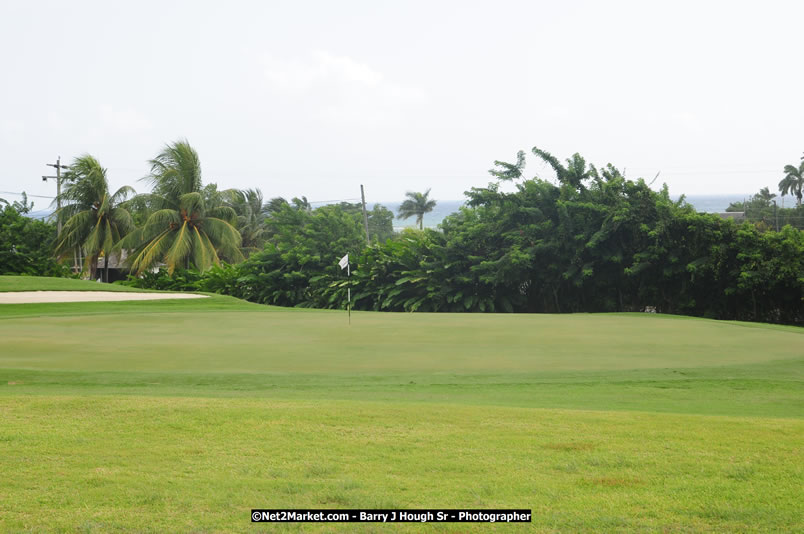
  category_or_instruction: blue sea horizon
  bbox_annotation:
[383,194,763,230]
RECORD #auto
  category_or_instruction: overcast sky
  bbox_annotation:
[2,0,803,207]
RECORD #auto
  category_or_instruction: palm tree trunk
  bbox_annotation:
[89,254,98,281]
[104,254,109,283]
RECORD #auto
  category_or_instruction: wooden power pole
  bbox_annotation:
[360,184,370,246]
[43,156,69,235]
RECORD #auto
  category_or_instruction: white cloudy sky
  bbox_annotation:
[1,0,803,207]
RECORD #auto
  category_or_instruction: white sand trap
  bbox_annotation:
[0,291,209,304]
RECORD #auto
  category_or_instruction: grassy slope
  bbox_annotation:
[1,276,802,532]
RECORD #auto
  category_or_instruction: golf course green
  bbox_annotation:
[0,276,801,532]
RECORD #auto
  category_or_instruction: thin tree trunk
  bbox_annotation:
[552,286,561,313]
[104,254,109,283]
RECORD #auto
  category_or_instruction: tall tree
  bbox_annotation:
[532,147,598,191]
[118,140,243,274]
[779,154,803,207]
[54,155,134,281]
[1,201,67,276]
[223,188,269,255]
[397,189,437,230]
[292,196,311,212]
[265,196,290,214]
[756,186,777,203]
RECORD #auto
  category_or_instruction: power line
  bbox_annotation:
[0,191,56,199]
[307,198,361,205]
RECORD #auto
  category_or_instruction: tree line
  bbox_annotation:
[2,143,802,325]
[124,147,803,325]
[2,139,415,282]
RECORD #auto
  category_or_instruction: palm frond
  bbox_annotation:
[164,221,193,274]
[532,147,566,178]
[110,185,136,205]
[207,205,237,224]
[142,209,181,238]
[178,192,205,218]
[146,139,203,205]
[131,229,175,274]
[489,150,526,181]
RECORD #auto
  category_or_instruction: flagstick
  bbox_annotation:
[347,262,351,325]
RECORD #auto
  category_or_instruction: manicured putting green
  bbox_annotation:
[1,298,801,375]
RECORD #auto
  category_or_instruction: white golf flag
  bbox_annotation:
[338,254,349,270]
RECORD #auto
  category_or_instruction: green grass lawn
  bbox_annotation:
[1,276,802,532]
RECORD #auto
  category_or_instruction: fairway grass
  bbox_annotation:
[2,397,801,533]
[1,276,802,532]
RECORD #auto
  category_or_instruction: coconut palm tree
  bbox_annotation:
[292,196,311,212]
[117,140,243,274]
[54,155,135,281]
[397,189,437,230]
[223,188,269,255]
[779,154,804,207]
[756,186,777,204]
[265,196,290,214]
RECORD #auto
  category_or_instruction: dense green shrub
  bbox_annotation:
[118,268,204,291]
[0,203,71,277]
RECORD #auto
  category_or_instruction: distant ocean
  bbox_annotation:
[23,194,781,227]
[383,194,764,230]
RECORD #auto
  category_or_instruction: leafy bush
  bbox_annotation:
[117,268,203,291]
[0,203,71,277]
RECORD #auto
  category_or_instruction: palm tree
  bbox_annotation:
[756,186,776,203]
[397,189,437,230]
[265,196,290,214]
[779,154,804,207]
[292,196,312,212]
[54,155,135,281]
[118,140,243,274]
[223,188,269,255]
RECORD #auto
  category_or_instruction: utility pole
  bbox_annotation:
[360,184,370,246]
[43,156,69,235]
[773,200,778,232]
[43,156,77,273]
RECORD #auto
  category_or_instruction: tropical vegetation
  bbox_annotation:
[726,186,804,230]
[779,152,803,207]
[0,196,69,277]
[120,147,804,326]
[2,141,803,325]
[54,155,135,281]
[397,189,436,229]
[116,140,244,274]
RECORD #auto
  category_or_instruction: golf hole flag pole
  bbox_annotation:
[339,254,350,324]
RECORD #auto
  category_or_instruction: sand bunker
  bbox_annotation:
[0,291,209,304]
